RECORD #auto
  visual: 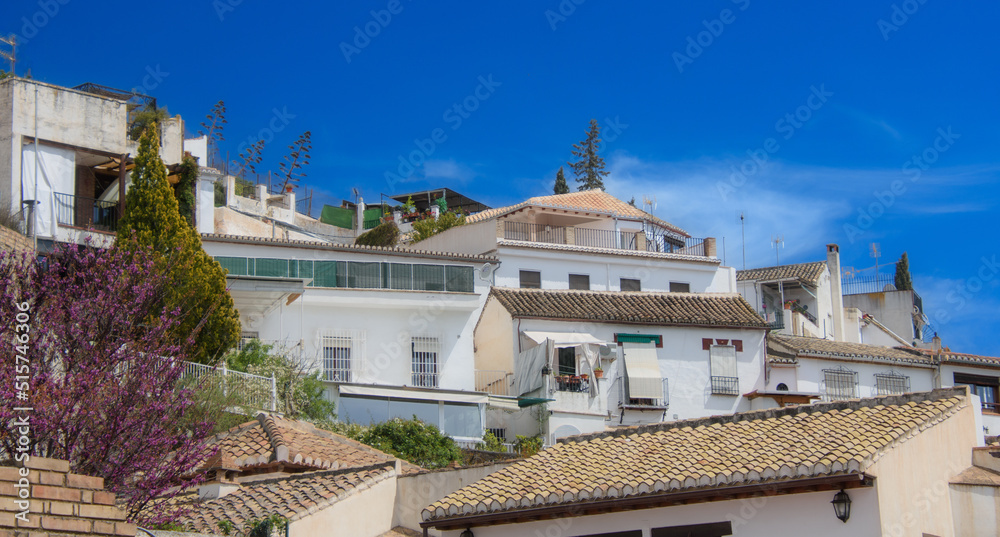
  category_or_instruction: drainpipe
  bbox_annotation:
[32,83,38,249]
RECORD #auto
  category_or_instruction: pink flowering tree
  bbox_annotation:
[0,243,217,524]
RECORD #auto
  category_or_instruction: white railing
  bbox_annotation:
[475,370,515,397]
[453,438,518,453]
[180,360,277,412]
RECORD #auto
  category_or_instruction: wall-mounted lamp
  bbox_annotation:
[460,529,474,537]
[831,490,851,523]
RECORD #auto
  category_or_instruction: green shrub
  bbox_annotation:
[357,417,462,468]
[411,211,466,243]
[355,221,399,247]
[476,431,505,452]
[514,435,543,457]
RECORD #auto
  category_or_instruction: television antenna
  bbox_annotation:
[0,34,15,75]
[642,195,656,214]
[771,234,784,265]
[736,210,747,270]
[869,242,881,276]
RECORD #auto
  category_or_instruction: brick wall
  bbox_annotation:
[0,226,32,254]
[0,457,135,537]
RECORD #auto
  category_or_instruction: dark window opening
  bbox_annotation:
[557,347,576,376]
[520,270,541,289]
[776,383,789,391]
[955,372,1000,413]
[669,282,691,293]
[652,521,733,537]
[620,278,641,292]
[569,274,590,290]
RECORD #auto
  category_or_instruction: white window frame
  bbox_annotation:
[823,368,859,401]
[411,336,441,388]
[321,329,365,383]
[874,371,910,396]
[709,345,738,395]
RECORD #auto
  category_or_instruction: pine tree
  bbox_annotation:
[553,166,569,194]
[894,252,913,290]
[117,126,241,364]
[567,119,609,191]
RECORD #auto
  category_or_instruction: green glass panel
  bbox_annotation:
[314,261,338,287]
[215,257,248,276]
[349,262,382,288]
[413,264,445,291]
[389,263,412,290]
[445,266,474,293]
[616,334,661,344]
[255,258,289,278]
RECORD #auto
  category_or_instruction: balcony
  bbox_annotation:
[54,192,119,232]
[710,376,739,396]
[611,375,669,409]
[760,310,784,330]
[475,370,514,396]
[555,375,590,393]
[502,221,709,256]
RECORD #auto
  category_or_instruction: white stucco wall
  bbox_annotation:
[289,470,397,537]
[496,317,766,440]
[844,290,919,341]
[437,486,882,537]
[868,399,976,536]
[495,246,723,293]
[949,484,999,536]
[783,357,935,399]
[394,463,513,536]
[202,240,489,395]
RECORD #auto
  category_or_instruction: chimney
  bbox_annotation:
[827,244,846,341]
[704,237,717,258]
[932,333,941,354]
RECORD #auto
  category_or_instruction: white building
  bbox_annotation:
[422,388,989,537]
[0,77,187,249]
[200,233,499,443]
[475,287,770,444]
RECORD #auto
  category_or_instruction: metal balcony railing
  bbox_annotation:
[710,376,740,396]
[502,221,706,256]
[54,192,119,231]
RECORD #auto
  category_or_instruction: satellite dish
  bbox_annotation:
[479,263,495,281]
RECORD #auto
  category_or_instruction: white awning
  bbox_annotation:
[622,342,663,400]
[522,331,609,348]
[487,395,521,411]
[339,384,488,404]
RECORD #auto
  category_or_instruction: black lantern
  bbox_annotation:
[831,490,851,523]
[460,529,474,537]
[541,364,551,376]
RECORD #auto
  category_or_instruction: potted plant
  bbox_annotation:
[593,366,604,379]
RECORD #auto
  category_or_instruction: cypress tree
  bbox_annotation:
[567,119,609,191]
[894,252,913,290]
[553,166,569,194]
[117,126,240,364]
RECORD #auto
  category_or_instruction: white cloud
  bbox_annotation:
[422,159,477,182]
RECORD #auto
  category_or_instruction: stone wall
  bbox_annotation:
[0,457,135,537]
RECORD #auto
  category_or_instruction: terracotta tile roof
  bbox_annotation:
[423,389,968,524]
[496,239,719,263]
[489,288,768,329]
[465,190,689,237]
[950,465,1000,486]
[201,233,498,263]
[207,413,418,473]
[175,464,396,533]
[736,261,827,284]
[767,335,931,366]
[911,348,1000,366]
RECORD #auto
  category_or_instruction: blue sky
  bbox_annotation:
[7,1,999,354]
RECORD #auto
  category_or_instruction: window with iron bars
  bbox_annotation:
[322,336,353,383]
[411,337,441,388]
[874,372,910,396]
[823,368,858,401]
[238,331,259,351]
[709,345,739,395]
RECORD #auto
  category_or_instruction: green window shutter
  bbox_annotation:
[216,257,249,276]
[413,264,445,291]
[314,261,338,287]
[255,258,290,278]
[616,334,662,345]
[389,263,412,290]
[297,260,314,285]
[445,266,474,292]
[350,262,382,288]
